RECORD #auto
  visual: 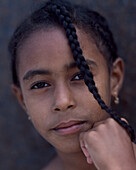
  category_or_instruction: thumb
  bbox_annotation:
[79,132,93,164]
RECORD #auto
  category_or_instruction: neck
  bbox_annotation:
[56,149,97,170]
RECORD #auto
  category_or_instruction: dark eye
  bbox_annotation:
[31,82,50,89]
[71,73,84,81]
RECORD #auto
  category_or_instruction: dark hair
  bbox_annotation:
[8,0,135,143]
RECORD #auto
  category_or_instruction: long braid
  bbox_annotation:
[49,4,136,143]
[8,0,136,143]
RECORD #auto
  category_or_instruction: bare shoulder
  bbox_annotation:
[42,156,63,170]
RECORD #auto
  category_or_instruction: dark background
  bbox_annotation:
[0,0,136,169]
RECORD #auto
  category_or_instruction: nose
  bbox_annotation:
[52,83,76,112]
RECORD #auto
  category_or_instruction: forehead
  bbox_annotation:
[18,27,72,72]
[17,27,106,78]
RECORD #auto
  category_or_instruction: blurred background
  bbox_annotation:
[0,0,136,169]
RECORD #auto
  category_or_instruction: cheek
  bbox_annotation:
[77,73,111,121]
[94,71,111,107]
[75,84,108,121]
[22,93,52,133]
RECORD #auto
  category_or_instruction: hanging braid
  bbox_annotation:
[47,3,136,143]
[8,0,136,143]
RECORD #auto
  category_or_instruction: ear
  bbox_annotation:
[11,84,27,112]
[110,58,124,97]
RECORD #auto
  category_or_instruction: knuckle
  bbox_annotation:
[121,117,128,124]
[107,117,116,125]
[97,123,106,131]
[85,130,98,143]
[106,118,121,132]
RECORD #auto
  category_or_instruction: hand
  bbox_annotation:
[79,118,136,170]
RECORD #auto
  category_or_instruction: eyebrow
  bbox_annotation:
[67,59,97,69]
[23,69,51,81]
[23,59,97,81]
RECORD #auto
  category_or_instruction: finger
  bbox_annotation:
[121,118,136,154]
[121,117,129,124]
[120,118,135,142]
[92,118,128,132]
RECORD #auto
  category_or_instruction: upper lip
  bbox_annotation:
[53,120,86,130]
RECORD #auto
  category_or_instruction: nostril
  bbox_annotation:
[67,105,73,109]
[55,108,61,111]
[54,105,74,112]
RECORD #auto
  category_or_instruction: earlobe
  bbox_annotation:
[11,84,27,111]
[110,58,124,98]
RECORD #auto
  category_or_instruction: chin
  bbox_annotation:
[49,134,82,154]
[57,143,82,154]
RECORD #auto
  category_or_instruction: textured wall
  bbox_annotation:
[0,0,136,169]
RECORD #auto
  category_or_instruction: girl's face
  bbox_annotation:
[13,27,123,153]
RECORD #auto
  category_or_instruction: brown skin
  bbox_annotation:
[12,27,136,170]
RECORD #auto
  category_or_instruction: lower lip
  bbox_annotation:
[54,122,86,135]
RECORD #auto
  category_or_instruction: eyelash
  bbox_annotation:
[30,73,84,90]
[30,81,51,90]
[71,72,84,81]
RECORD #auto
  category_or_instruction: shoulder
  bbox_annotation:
[42,156,63,170]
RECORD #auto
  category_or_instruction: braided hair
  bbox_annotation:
[8,0,136,143]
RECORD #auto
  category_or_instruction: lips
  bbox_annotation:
[53,120,86,135]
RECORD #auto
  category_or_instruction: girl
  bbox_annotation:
[8,0,136,169]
